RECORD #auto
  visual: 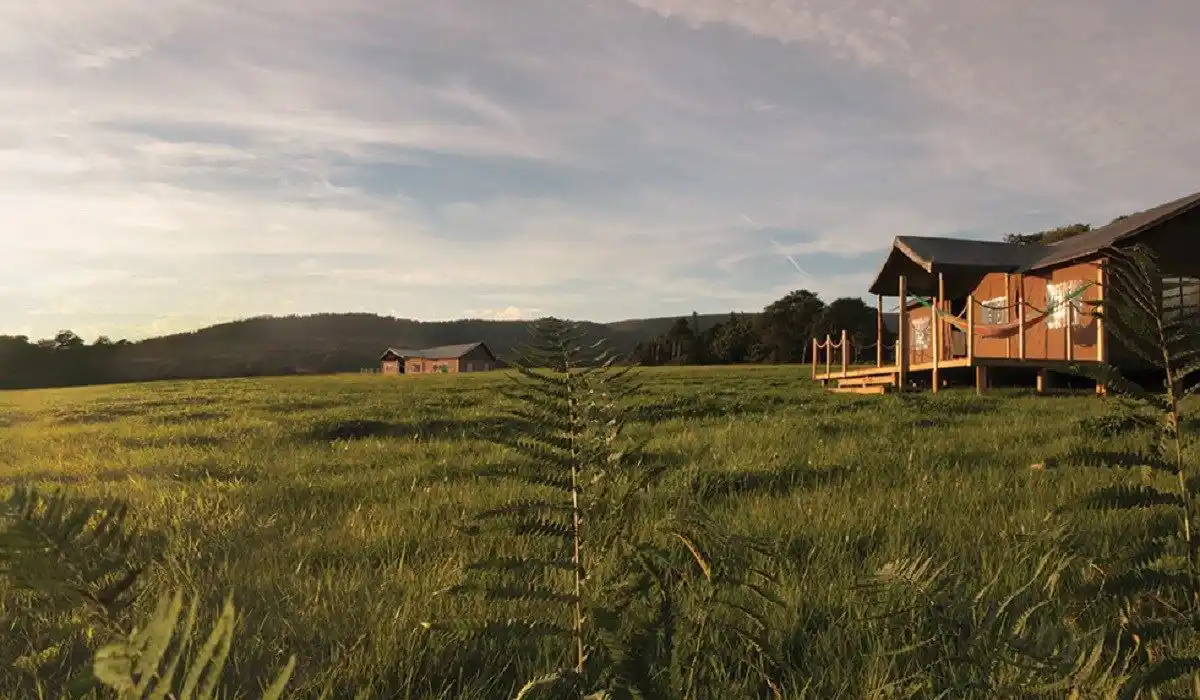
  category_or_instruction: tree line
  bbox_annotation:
[630,290,890,366]
[0,291,890,390]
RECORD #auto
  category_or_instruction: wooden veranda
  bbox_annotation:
[812,270,1108,395]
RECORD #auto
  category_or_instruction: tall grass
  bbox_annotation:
[0,283,1195,698]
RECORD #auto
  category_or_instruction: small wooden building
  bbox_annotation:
[379,348,422,375]
[379,342,499,375]
[813,189,1200,394]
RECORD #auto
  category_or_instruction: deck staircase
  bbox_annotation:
[828,371,897,395]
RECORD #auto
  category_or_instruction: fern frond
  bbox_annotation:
[92,590,295,700]
[1080,484,1184,511]
[0,485,148,620]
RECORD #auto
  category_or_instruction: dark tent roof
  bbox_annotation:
[868,188,1200,297]
[868,236,1044,297]
[1031,189,1200,269]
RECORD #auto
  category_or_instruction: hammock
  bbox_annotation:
[934,312,1043,339]
[909,281,1095,340]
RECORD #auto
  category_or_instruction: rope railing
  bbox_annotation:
[811,330,852,379]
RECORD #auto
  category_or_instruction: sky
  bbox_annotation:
[1,0,1198,341]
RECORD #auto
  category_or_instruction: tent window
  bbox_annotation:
[1046,280,1087,329]
[911,317,931,350]
[981,296,1009,325]
[1164,277,1200,321]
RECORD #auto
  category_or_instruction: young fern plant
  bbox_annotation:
[435,317,784,699]
[1,485,149,692]
[859,525,1129,699]
[92,590,295,700]
[1,485,295,699]
[431,317,639,698]
[1059,243,1200,697]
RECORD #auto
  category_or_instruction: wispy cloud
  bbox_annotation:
[1,0,1197,341]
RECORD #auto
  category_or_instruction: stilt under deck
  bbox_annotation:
[812,265,1108,396]
[814,357,1103,395]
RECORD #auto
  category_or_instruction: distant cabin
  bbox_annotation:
[379,342,500,375]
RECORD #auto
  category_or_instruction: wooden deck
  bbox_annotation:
[813,357,1104,394]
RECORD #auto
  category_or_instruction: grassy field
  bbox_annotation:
[0,365,1187,697]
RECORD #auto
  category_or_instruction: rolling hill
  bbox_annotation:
[100,311,741,382]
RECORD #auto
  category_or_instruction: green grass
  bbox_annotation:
[0,365,1188,697]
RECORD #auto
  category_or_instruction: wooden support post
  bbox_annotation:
[897,276,908,391]
[824,334,832,378]
[811,338,818,379]
[876,294,884,368]
[1036,368,1049,395]
[975,365,988,395]
[841,329,849,376]
[932,273,943,393]
[1065,301,1074,361]
[1096,261,1107,395]
[1017,275,1027,361]
[966,294,975,361]
[1004,272,1012,358]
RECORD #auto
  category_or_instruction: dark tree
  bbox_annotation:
[754,290,826,363]
[1004,223,1091,245]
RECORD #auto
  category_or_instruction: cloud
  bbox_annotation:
[464,306,542,321]
[621,0,1200,208]
[0,0,1197,341]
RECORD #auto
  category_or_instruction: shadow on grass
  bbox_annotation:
[626,394,796,424]
[694,464,852,501]
[52,405,145,425]
[423,448,696,488]
[891,393,1000,417]
[0,412,29,428]
[150,411,230,425]
[260,399,344,414]
[306,417,523,442]
[140,395,220,409]
[118,434,228,449]
[1054,445,1158,470]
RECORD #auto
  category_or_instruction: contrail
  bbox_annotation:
[741,213,813,281]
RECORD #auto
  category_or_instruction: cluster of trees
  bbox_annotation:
[0,331,133,389]
[629,290,890,366]
[0,292,889,389]
[1002,214,1129,246]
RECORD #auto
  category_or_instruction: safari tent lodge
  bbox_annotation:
[813,189,1200,394]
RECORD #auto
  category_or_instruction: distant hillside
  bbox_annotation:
[98,312,742,383]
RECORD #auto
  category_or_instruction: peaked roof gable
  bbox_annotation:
[1030,189,1200,269]
[416,342,494,360]
[869,188,1200,295]
[381,342,497,361]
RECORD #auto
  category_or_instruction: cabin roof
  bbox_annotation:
[1032,189,1200,269]
[416,342,492,359]
[380,347,423,360]
[868,188,1200,297]
[380,342,496,361]
[868,237,1043,297]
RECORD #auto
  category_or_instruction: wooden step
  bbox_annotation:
[837,374,897,388]
[828,385,890,395]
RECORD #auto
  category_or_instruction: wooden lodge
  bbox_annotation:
[380,342,500,375]
[814,189,1200,394]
